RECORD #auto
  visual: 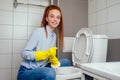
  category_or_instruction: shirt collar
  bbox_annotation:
[46,25,54,37]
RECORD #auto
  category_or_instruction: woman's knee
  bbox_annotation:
[59,58,71,66]
[46,68,56,80]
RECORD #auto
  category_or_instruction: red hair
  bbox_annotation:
[41,5,64,49]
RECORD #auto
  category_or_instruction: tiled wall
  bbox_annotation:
[1,0,120,79]
[88,0,120,39]
[88,0,120,61]
[0,0,49,80]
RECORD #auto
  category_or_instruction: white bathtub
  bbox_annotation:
[80,62,120,80]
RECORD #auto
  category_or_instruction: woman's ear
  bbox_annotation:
[46,17,48,22]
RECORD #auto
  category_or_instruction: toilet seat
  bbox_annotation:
[72,28,93,67]
[56,28,95,80]
[56,28,108,80]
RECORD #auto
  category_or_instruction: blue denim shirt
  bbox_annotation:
[21,25,56,69]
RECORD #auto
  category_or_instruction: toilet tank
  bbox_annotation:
[90,35,108,63]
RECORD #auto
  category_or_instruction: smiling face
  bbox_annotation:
[46,9,61,32]
[41,5,64,49]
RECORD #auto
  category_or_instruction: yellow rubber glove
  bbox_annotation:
[48,47,57,56]
[49,56,60,68]
[34,47,57,61]
[48,47,61,68]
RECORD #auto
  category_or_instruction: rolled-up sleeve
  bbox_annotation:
[22,29,39,60]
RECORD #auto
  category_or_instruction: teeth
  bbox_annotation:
[52,22,57,25]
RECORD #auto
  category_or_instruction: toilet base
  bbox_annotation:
[55,66,82,80]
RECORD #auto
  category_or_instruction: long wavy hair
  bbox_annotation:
[41,5,64,49]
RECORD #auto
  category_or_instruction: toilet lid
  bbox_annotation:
[72,28,93,66]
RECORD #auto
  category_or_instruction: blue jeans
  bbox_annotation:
[17,59,71,80]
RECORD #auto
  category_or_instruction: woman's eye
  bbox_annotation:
[50,15,54,18]
[57,16,60,19]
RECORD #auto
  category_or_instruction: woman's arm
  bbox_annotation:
[22,29,40,60]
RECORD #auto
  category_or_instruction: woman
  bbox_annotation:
[17,5,71,80]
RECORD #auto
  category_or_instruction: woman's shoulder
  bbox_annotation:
[30,27,45,37]
[33,27,44,33]
[35,27,44,31]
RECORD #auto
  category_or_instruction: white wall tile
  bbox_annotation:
[0,69,11,80]
[0,55,11,68]
[107,0,120,7]
[28,26,38,32]
[14,4,28,13]
[89,26,97,34]
[0,10,12,25]
[17,0,28,3]
[0,40,12,54]
[88,13,97,26]
[97,9,107,25]
[28,0,49,6]
[89,0,120,39]
[39,0,49,6]
[108,4,120,23]
[0,25,13,39]
[12,68,19,80]
[63,37,75,52]
[88,0,97,14]
[0,0,49,79]
[96,24,108,35]
[13,40,27,54]
[0,0,13,11]
[28,5,45,14]
[12,54,22,68]
[28,26,38,37]
[13,26,27,39]
[14,12,27,26]
[108,21,120,39]
[97,0,107,11]
[28,13,41,26]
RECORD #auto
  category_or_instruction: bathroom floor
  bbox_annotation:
[67,75,93,80]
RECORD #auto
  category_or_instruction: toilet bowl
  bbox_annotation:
[56,28,108,80]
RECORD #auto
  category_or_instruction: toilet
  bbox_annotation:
[56,28,108,80]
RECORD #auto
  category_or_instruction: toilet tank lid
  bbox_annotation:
[93,35,108,39]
